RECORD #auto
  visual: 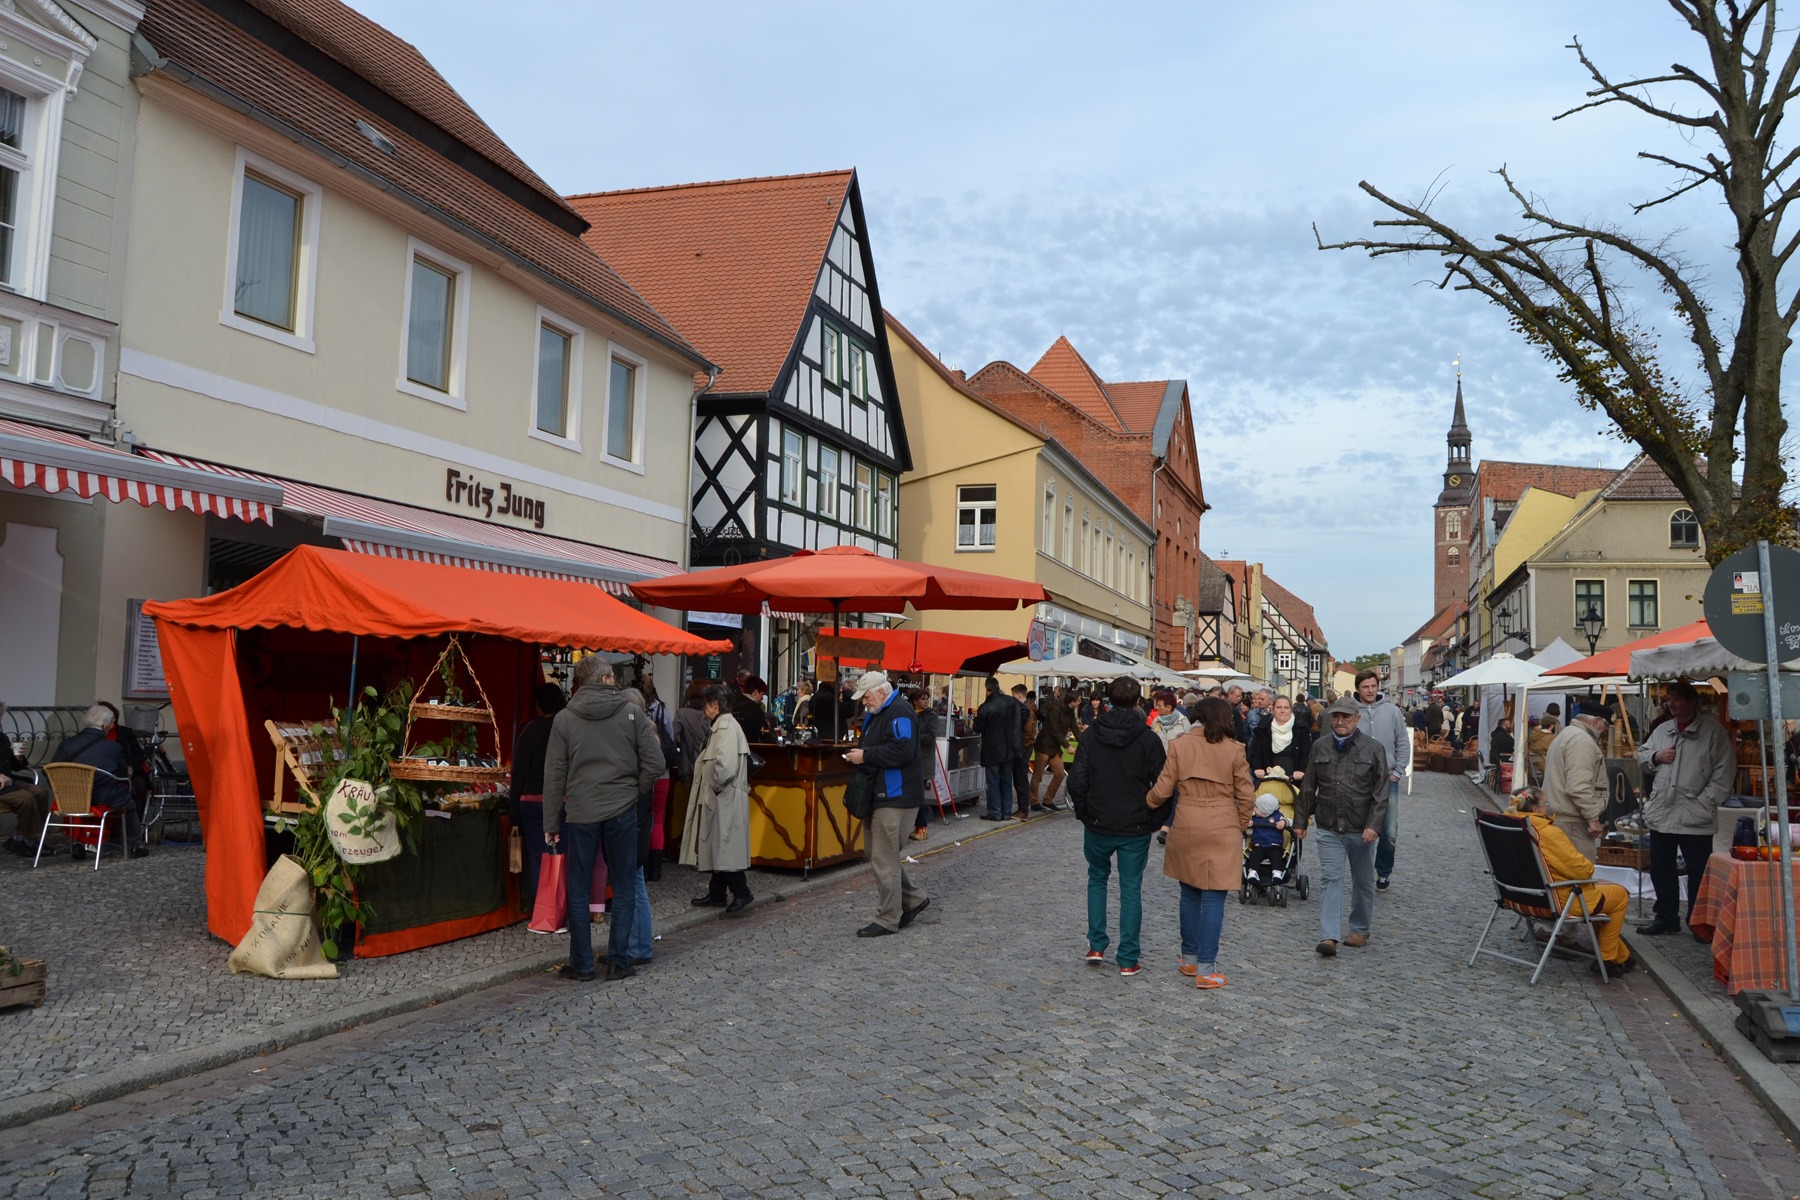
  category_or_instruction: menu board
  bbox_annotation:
[123,599,169,700]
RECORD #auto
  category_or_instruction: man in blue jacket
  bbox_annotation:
[844,671,929,937]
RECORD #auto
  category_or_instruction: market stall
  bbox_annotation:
[145,546,729,954]
[633,546,1045,871]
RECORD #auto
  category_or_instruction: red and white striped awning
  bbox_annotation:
[0,419,280,523]
[142,452,679,596]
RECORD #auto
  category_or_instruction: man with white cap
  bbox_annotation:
[843,671,930,937]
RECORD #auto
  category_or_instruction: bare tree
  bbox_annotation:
[1318,0,1797,561]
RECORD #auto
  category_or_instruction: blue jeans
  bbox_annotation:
[985,765,1014,818]
[1375,779,1400,877]
[1083,830,1150,967]
[1179,884,1226,967]
[1312,829,1377,942]
[626,866,653,961]
[562,807,639,974]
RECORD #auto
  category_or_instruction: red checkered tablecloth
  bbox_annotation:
[1690,853,1800,994]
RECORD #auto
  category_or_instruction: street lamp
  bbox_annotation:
[1579,603,1605,656]
[1497,607,1528,647]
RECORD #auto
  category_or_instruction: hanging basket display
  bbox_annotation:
[390,636,508,785]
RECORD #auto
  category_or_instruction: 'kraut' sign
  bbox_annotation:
[445,468,547,529]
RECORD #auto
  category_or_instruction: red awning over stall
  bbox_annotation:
[144,546,731,945]
[829,628,1029,675]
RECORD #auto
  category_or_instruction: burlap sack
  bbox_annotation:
[227,854,341,979]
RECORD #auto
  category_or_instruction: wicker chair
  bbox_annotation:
[38,762,129,870]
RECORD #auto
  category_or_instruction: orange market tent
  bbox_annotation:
[1554,619,1712,679]
[144,545,731,947]
[828,628,1029,676]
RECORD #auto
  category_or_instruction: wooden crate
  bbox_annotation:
[0,959,46,1011]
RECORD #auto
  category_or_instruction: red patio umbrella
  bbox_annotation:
[630,545,1046,616]
[827,628,1030,675]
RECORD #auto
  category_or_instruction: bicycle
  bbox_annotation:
[139,705,199,843]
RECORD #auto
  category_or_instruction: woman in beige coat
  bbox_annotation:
[680,684,754,914]
[1149,696,1255,988]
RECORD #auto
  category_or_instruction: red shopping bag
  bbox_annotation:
[529,850,567,933]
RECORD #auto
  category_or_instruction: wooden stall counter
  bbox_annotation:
[748,742,864,872]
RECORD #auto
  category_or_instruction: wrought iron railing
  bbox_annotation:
[2,705,90,767]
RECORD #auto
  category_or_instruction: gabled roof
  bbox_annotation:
[1028,336,1123,430]
[238,0,569,216]
[1598,453,1686,501]
[1474,460,1618,506]
[1403,602,1465,646]
[567,171,854,395]
[1103,380,1165,432]
[1195,552,1230,612]
[139,0,702,364]
[1262,574,1326,647]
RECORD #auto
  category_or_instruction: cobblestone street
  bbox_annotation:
[1,772,1796,1198]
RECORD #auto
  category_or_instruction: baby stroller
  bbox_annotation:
[1241,773,1309,907]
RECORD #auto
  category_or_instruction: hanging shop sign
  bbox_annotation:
[444,468,547,530]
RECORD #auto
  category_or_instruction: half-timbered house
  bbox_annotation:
[569,171,911,683]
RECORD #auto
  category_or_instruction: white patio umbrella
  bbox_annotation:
[1001,652,1145,680]
[1436,652,1552,690]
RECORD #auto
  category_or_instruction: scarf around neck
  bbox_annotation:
[1270,717,1294,754]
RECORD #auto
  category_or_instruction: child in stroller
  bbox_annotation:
[1241,773,1308,905]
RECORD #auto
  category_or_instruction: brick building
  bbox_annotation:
[967,336,1208,669]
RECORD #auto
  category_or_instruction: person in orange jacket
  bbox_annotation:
[1510,787,1633,975]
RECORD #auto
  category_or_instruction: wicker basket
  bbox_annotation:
[389,758,507,785]
[1596,844,1650,869]
[408,702,494,725]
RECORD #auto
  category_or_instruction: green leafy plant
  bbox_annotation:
[274,681,423,959]
[0,945,21,978]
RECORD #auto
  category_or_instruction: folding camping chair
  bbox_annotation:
[1468,809,1611,984]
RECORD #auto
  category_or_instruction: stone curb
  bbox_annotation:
[1629,933,1800,1146]
[0,808,1050,1131]
[1449,773,1800,1145]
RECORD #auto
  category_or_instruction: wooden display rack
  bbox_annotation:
[391,637,507,786]
[264,719,345,815]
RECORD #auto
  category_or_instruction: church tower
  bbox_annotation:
[1433,376,1474,615]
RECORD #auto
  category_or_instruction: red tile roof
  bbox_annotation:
[1105,380,1168,434]
[1404,602,1465,645]
[240,0,568,213]
[567,171,855,395]
[1262,574,1326,646]
[1474,460,1618,506]
[1600,454,1686,501]
[140,0,701,362]
[1028,336,1123,430]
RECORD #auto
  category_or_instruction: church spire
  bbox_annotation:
[1436,371,1474,506]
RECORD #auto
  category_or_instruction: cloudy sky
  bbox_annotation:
[350,0,1724,655]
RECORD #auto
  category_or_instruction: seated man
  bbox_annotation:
[1510,786,1631,975]
[0,701,51,856]
[52,705,146,857]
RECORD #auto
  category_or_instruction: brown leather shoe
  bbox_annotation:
[1316,939,1337,957]
[1343,933,1369,948]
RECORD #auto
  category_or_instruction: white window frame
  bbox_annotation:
[221,147,323,354]
[600,340,648,472]
[527,307,585,453]
[818,444,840,520]
[395,237,470,409]
[955,484,997,552]
[1042,485,1055,553]
[780,426,804,506]
[1670,507,1700,548]
[1063,499,1074,565]
[0,26,83,301]
[876,471,895,539]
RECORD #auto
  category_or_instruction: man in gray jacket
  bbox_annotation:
[1296,696,1390,957]
[543,657,665,981]
[1634,680,1734,936]
[1353,669,1411,891]
[1543,701,1611,858]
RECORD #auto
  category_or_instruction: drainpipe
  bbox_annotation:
[1150,458,1167,663]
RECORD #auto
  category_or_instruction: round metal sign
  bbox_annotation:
[1702,543,1800,663]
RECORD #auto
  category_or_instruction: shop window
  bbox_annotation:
[956,484,996,550]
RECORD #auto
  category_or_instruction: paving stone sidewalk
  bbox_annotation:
[0,771,1782,1198]
[0,817,932,1109]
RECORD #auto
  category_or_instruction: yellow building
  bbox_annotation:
[886,316,1151,660]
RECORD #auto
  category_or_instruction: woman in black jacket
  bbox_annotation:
[909,688,940,841]
[1247,694,1312,782]
[509,682,567,907]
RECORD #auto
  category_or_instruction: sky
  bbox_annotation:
[348,0,1731,656]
